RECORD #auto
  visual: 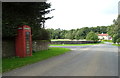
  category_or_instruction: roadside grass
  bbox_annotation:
[112,44,120,46]
[50,42,102,46]
[51,39,86,41]
[102,40,112,42]
[2,47,71,73]
[51,39,71,41]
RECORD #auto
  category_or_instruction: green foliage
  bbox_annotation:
[110,15,120,43]
[112,34,117,43]
[107,25,115,37]
[86,31,98,41]
[47,28,68,39]
[74,27,90,40]
[32,28,50,40]
[47,16,118,41]
[66,29,76,40]
[116,38,120,44]
[107,19,119,38]
[112,33,120,43]
[2,2,53,40]
[47,26,109,40]
[3,47,70,72]
[90,26,108,34]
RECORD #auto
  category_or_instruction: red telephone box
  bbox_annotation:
[16,25,32,57]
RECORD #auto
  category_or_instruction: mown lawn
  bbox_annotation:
[102,40,112,42]
[51,39,86,41]
[112,44,120,46]
[51,39,71,41]
[50,43,102,46]
[2,47,71,73]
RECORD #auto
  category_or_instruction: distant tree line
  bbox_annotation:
[47,26,108,40]
[47,15,120,44]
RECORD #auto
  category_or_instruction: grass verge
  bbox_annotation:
[51,39,71,41]
[102,40,112,42]
[2,47,71,73]
[51,39,87,41]
[112,44,120,46]
[50,43,102,46]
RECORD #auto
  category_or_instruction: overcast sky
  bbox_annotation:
[45,0,119,30]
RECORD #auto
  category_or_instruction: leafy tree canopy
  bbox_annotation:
[109,15,120,43]
[3,2,54,40]
[47,26,109,40]
[86,31,98,41]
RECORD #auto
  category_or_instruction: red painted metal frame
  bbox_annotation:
[15,25,32,58]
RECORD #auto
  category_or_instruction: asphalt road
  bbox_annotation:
[3,43,118,76]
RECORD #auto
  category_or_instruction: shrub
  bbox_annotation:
[86,31,98,41]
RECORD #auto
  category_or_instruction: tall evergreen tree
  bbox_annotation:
[2,2,53,40]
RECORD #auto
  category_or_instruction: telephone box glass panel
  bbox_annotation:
[26,32,30,55]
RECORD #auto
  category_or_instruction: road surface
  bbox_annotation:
[3,43,118,76]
